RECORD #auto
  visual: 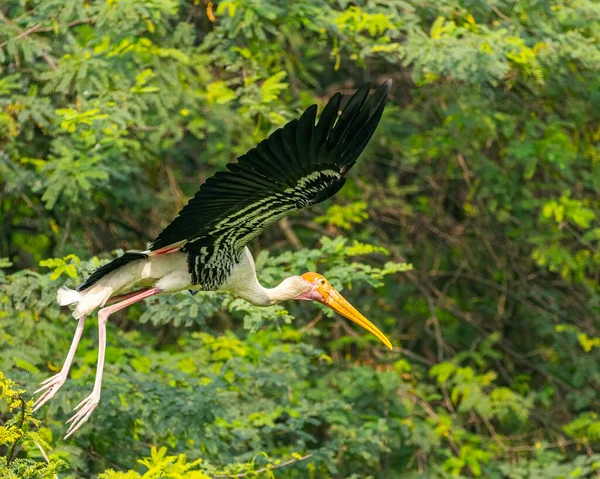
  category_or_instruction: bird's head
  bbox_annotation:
[293,272,392,350]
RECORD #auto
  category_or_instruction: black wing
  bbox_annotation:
[149,80,391,254]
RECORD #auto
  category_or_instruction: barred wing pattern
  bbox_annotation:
[149,81,391,261]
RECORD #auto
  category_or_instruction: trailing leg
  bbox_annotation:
[64,287,162,438]
[33,316,87,413]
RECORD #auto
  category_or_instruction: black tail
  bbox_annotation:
[77,252,148,291]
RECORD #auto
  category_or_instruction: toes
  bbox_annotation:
[73,395,94,411]
[34,383,51,395]
[33,389,52,407]
[66,408,84,427]
[65,404,86,424]
[34,378,61,395]
[39,375,59,386]
[64,398,98,439]
[64,409,94,438]
[32,389,55,413]
[32,376,66,413]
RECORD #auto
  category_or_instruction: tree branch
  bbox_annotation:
[279,217,302,250]
[0,18,93,49]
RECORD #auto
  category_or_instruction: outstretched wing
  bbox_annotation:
[149,80,391,254]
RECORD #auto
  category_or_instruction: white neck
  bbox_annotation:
[219,247,308,306]
[262,280,299,305]
[231,277,302,306]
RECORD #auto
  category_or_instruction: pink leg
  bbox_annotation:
[33,316,87,413]
[64,287,162,439]
[106,289,146,305]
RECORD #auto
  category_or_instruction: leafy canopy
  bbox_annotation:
[1,0,599,477]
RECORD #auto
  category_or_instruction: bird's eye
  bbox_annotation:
[319,279,326,286]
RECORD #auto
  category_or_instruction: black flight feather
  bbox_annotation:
[149,80,391,253]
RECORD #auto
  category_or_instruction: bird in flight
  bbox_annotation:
[34,80,393,438]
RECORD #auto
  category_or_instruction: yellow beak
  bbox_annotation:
[319,285,393,350]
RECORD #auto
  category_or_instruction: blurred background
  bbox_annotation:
[0,0,599,477]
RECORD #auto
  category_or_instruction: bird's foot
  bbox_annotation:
[64,392,100,439]
[33,372,68,413]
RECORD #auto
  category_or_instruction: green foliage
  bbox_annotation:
[39,255,81,280]
[316,201,369,230]
[99,447,209,478]
[0,372,67,478]
[1,0,599,477]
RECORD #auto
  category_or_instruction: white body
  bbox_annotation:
[62,251,190,319]
[60,247,310,319]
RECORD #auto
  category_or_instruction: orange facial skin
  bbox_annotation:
[300,273,392,350]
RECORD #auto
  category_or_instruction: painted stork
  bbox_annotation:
[34,80,393,438]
